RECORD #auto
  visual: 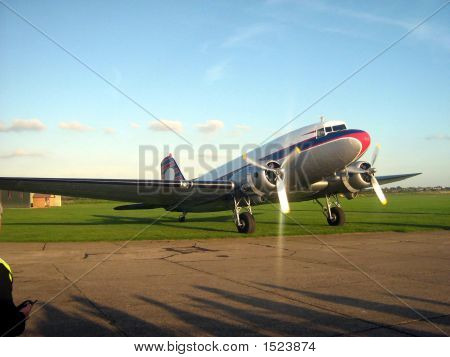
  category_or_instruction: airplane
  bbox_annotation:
[0,119,420,233]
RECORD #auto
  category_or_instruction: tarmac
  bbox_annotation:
[1,230,449,337]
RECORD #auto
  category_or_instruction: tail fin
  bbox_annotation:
[161,154,185,180]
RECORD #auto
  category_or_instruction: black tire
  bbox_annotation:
[236,212,256,234]
[178,215,186,222]
[327,207,346,226]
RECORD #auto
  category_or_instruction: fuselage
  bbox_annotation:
[197,120,371,191]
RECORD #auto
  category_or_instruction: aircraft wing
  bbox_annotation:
[375,173,421,185]
[301,172,422,202]
[0,177,235,211]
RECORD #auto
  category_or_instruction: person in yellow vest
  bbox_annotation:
[0,257,34,336]
[0,200,3,233]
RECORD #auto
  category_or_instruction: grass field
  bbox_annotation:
[1,192,449,242]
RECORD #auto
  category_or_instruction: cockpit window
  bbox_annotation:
[332,124,347,131]
[317,124,346,138]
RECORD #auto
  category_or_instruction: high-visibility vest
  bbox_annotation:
[0,257,13,283]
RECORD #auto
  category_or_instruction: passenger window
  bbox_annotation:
[317,128,325,138]
[325,126,332,133]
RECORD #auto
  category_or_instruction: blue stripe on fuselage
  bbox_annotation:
[260,129,364,162]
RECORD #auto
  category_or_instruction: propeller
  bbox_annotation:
[243,147,301,214]
[276,175,290,214]
[371,175,387,205]
[371,144,380,166]
[347,144,387,205]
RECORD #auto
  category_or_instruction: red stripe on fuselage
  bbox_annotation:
[339,130,371,158]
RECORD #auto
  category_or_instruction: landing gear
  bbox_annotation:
[316,194,346,227]
[237,212,256,233]
[327,206,345,226]
[178,212,187,222]
[233,196,255,233]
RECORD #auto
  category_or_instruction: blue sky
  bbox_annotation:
[0,0,449,185]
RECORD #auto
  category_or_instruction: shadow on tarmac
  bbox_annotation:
[27,283,447,336]
[28,296,174,337]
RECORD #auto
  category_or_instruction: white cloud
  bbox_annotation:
[103,127,116,135]
[269,0,450,51]
[205,62,228,83]
[230,124,251,136]
[414,24,450,52]
[0,118,46,132]
[300,23,374,40]
[222,24,271,48]
[59,121,94,132]
[196,119,224,134]
[0,149,45,159]
[425,134,450,141]
[330,6,409,28]
[130,122,140,129]
[149,119,183,133]
[269,0,408,27]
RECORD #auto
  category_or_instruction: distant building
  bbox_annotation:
[32,193,62,208]
[0,190,31,208]
[0,190,61,208]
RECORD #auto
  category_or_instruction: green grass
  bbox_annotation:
[1,193,449,242]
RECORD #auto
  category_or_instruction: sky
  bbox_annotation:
[0,0,449,186]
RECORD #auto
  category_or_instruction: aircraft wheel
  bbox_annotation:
[178,215,186,222]
[327,207,345,226]
[237,212,256,234]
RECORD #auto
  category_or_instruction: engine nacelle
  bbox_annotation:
[231,161,280,196]
[343,161,372,191]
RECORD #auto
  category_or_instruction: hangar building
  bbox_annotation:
[0,190,62,208]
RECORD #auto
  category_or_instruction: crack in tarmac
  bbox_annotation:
[82,252,125,259]
[338,313,450,336]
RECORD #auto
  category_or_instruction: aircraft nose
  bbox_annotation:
[343,130,370,157]
[353,130,371,156]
